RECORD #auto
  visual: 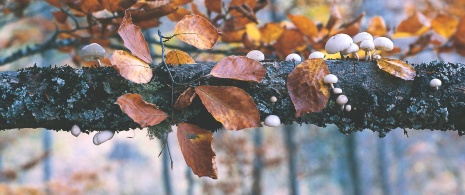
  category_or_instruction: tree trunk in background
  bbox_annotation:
[161,138,173,195]
[185,168,194,195]
[252,128,263,195]
[284,125,299,195]
[347,134,362,195]
[393,133,408,195]
[377,136,392,195]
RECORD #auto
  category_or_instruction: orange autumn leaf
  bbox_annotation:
[174,15,219,50]
[116,93,168,127]
[191,3,208,19]
[118,10,153,64]
[273,29,306,59]
[366,16,387,36]
[110,50,153,84]
[455,16,465,45]
[431,14,459,39]
[195,86,261,130]
[165,50,195,65]
[204,0,222,13]
[211,56,266,82]
[376,58,416,80]
[172,0,193,6]
[395,12,430,37]
[259,22,284,45]
[101,0,135,12]
[245,23,261,46]
[288,14,318,38]
[287,59,330,117]
[52,11,68,24]
[174,87,197,110]
[79,0,104,13]
[177,123,217,179]
[167,7,192,22]
[220,29,245,43]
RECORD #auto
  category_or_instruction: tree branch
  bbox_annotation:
[0,60,464,137]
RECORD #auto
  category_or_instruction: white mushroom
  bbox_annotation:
[345,104,352,112]
[285,53,301,62]
[360,40,375,61]
[373,54,381,60]
[353,32,373,45]
[270,96,277,103]
[93,130,115,145]
[71,125,81,137]
[309,51,325,59]
[325,33,353,59]
[264,115,281,127]
[246,50,265,61]
[80,43,106,66]
[336,95,348,110]
[341,43,360,60]
[324,74,338,89]
[429,78,442,90]
[373,37,394,56]
[333,88,342,94]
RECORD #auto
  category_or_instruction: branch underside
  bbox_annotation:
[0,60,464,137]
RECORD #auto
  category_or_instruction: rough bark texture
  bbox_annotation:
[0,60,464,137]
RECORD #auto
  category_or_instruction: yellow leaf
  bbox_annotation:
[376,58,416,80]
[165,50,195,65]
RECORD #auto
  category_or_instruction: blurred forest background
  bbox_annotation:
[1,0,465,194]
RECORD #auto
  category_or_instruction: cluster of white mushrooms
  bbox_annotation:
[70,124,115,145]
[323,74,351,111]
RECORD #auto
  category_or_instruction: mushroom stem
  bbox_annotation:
[97,58,102,66]
[367,51,372,61]
[373,49,378,56]
[330,84,335,89]
[354,53,359,61]
[340,52,344,60]
[341,105,345,110]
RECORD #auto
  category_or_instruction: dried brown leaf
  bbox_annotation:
[174,87,197,110]
[165,50,195,65]
[366,16,387,36]
[110,50,153,84]
[116,93,168,127]
[118,10,153,64]
[259,22,284,45]
[211,56,266,82]
[431,14,458,39]
[376,58,416,80]
[288,14,318,38]
[174,15,219,50]
[167,7,192,22]
[273,29,306,59]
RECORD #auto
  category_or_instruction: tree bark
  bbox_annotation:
[0,60,464,137]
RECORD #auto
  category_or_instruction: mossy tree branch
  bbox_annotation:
[0,60,464,137]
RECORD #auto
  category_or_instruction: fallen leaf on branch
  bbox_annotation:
[116,93,168,127]
[211,56,266,82]
[110,50,153,84]
[174,15,219,50]
[165,50,195,65]
[376,58,416,80]
[174,87,197,110]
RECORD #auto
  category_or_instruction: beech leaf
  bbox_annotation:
[287,59,330,117]
[177,123,217,179]
[174,87,197,110]
[288,14,318,38]
[118,10,153,64]
[366,16,387,36]
[110,50,153,84]
[376,58,416,80]
[195,86,261,130]
[174,15,219,50]
[116,94,168,127]
[165,50,195,65]
[259,22,284,45]
[211,56,266,82]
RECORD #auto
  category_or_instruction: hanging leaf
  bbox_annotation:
[195,86,261,130]
[288,14,318,38]
[259,22,284,45]
[165,50,195,65]
[167,7,191,22]
[376,58,416,80]
[366,16,387,36]
[177,123,217,179]
[116,94,168,127]
[110,50,153,84]
[431,14,458,39]
[174,87,197,110]
[287,59,330,118]
[174,15,219,50]
[210,56,266,82]
[118,10,153,64]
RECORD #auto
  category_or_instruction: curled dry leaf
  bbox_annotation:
[118,10,153,64]
[376,58,416,80]
[195,86,261,130]
[174,87,197,110]
[165,50,195,65]
[110,50,153,84]
[366,16,387,36]
[177,123,217,179]
[287,59,330,118]
[174,15,219,50]
[288,14,318,38]
[116,93,168,127]
[211,56,266,82]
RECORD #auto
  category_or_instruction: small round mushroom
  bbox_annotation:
[373,37,394,56]
[264,115,281,127]
[309,51,325,59]
[333,87,343,94]
[336,95,348,110]
[246,50,265,61]
[324,74,338,89]
[93,130,115,145]
[341,43,360,60]
[80,43,106,66]
[360,40,375,61]
[71,125,81,137]
[270,96,277,103]
[429,78,442,90]
[353,32,373,45]
[373,54,381,60]
[285,53,301,62]
[345,104,352,112]
[325,33,353,59]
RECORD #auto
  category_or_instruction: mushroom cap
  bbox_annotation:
[325,33,353,54]
[309,51,325,59]
[285,53,301,62]
[270,96,277,103]
[336,95,348,105]
[360,40,375,51]
[373,37,394,51]
[93,130,115,145]
[71,125,81,137]
[264,115,281,127]
[341,43,359,55]
[333,88,342,94]
[429,78,442,87]
[345,104,352,112]
[353,32,373,45]
[246,50,265,61]
[373,54,381,60]
[80,43,106,62]
[324,74,338,84]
